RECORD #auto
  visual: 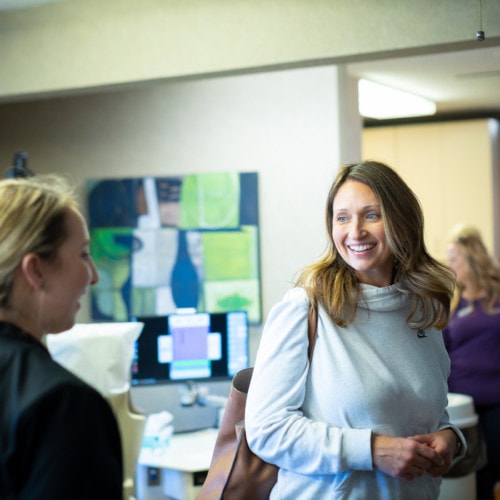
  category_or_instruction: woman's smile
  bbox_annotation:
[332,180,394,287]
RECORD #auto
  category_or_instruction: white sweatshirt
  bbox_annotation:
[246,285,464,499]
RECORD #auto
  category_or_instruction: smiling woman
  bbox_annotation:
[331,179,393,287]
[245,161,466,500]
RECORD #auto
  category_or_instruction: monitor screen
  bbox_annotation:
[130,311,249,385]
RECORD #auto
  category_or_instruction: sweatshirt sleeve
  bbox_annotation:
[245,288,373,475]
[437,408,467,464]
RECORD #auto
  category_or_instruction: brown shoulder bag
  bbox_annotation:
[196,303,318,500]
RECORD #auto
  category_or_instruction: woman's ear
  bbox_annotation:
[21,253,45,290]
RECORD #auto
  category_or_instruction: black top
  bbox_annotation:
[0,322,123,499]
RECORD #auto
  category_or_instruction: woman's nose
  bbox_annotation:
[350,217,366,238]
[89,258,100,286]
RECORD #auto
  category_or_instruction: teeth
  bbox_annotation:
[349,244,374,252]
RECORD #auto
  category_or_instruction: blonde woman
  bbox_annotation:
[444,225,500,499]
[0,176,122,499]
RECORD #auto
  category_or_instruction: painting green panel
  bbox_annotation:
[204,279,260,324]
[130,287,157,316]
[179,172,240,229]
[202,226,258,281]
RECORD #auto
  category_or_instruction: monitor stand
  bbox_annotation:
[130,379,231,433]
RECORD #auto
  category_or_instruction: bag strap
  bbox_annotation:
[307,302,318,362]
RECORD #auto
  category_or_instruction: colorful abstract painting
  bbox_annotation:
[87,172,261,323]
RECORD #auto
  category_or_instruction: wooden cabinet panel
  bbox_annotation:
[362,119,494,261]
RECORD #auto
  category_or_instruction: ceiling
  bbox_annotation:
[1,0,499,117]
[347,44,500,117]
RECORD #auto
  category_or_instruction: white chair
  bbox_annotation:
[46,322,146,499]
[107,391,146,500]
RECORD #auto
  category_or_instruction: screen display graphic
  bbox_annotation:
[131,311,248,385]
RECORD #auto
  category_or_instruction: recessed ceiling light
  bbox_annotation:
[358,79,436,119]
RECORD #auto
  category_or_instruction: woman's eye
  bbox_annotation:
[336,215,347,223]
[366,212,380,220]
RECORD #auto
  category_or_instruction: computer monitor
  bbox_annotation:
[130,310,249,386]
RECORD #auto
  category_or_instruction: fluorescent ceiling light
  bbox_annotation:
[358,79,436,119]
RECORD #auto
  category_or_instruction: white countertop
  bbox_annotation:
[138,428,218,472]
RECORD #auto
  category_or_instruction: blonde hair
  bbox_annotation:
[449,224,500,310]
[296,161,455,330]
[0,175,79,307]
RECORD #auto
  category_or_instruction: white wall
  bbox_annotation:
[0,65,361,365]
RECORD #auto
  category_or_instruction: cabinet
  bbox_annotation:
[362,119,498,261]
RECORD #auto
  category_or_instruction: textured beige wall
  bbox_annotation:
[1,0,499,100]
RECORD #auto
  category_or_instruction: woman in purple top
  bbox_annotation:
[443,225,500,499]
